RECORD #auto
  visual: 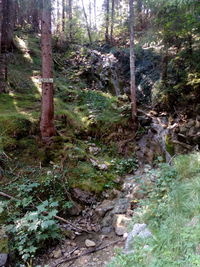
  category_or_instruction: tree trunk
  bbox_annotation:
[137,0,142,13]
[56,0,60,33]
[81,0,92,43]
[32,0,39,32]
[40,0,55,139]
[62,0,65,32]
[129,0,137,125]
[105,0,110,43]
[110,0,115,43]
[68,0,73,41]
[0,0,5,93]
[89,0,92,29]
[2,0,13,52]
[94,0,97,30]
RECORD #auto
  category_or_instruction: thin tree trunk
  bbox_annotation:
[94,0,97,30]
[2,0,13,51]
[137,0,142,13]
[129,0,137,125]
[40,0,55,139]
[69,0,72,41]
[105,0,110,43]
[0,0,2,50]
[0,0,5,93]
[32,0,39,32]
[89,0,92,29]
[62,0,65,32]
[56,0,60,33]
[81,0,92,43]
[110,0,115,44]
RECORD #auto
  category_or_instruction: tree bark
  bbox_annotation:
[81,0,92,43]
[93,0,97,30]
[0,0,5,93]
[69,0,73,41]
[105,0,110,43]
[129,0,137,125]
[110,0,115,43]
[89,0,92,30]
[56,0,60,33]
[62,0,65,32]
[32,0,40,32]
[40,0,55,139]
[2,0,13,52]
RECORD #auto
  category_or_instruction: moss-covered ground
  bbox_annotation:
[0,32,136,195]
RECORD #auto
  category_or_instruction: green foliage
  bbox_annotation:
[6,200,60,264]
[109,153,200,267]
[113,156,138,176]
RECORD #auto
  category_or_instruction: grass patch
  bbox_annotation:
[109,153,200,267]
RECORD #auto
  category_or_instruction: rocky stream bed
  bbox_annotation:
[43,109,200,267]
[1,108,199,267]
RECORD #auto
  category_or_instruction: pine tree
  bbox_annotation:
[40,0,55,139]
[129,0,137,126]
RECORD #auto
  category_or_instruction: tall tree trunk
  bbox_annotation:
[32,0,39,32]
[0,0,5,93]
[0,0,13,93]
[105,0,110,43]
[129,0,137,125]
[69,0,73,41]
[2,0,13,51]
[0,0,2,50]
[137,0,142,13]
[40,0,55,139]
[89,0,92,29]
[56,0,60,33]
[62,0,65,32]
[81,0,92,43]
[110,0,115,43]
[94,0,97,30]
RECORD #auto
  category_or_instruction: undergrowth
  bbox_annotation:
[109,153,200,267]
[0,32,137,266]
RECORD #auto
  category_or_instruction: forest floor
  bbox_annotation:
[1,32,200,267]
[41,171,140,267]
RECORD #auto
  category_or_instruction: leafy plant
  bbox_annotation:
[113,156,138,175]
[6,200,60,265]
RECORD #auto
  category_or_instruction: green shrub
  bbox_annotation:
[7,200,60,265]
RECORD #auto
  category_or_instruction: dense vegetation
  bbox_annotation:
[109,153,200,267]
[0,0,200,266]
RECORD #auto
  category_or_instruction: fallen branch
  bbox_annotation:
[52,238,124,267]
[0,191,92,234]
[0,191,17,200]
